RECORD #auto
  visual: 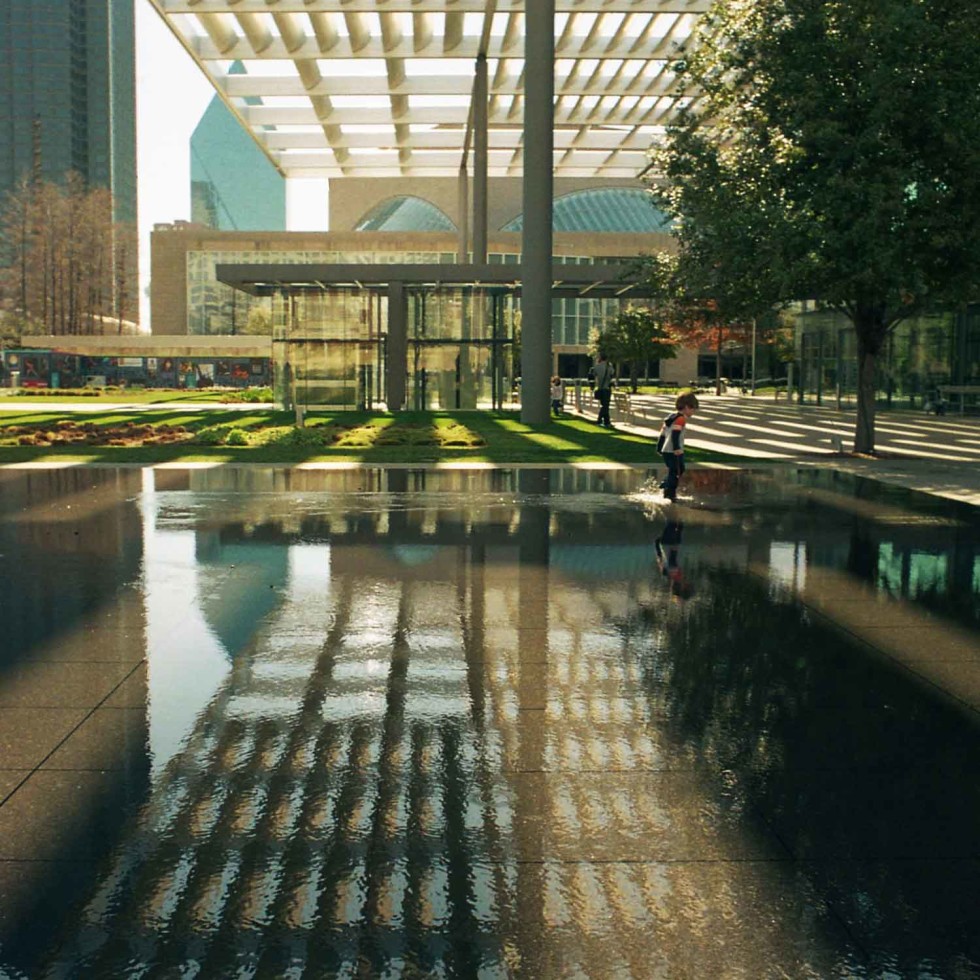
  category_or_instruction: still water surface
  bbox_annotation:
[1,466,979,979]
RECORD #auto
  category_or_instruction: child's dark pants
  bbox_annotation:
[662,453,685,499]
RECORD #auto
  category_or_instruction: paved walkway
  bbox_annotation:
[594,392,980,507]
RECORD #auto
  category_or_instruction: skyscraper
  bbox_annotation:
[0,0,137,224]
[190,62,285,232]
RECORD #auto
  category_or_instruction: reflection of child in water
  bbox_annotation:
[654,519,695,600]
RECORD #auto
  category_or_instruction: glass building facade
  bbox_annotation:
[187,248,457,337]
[794,305,980,408]
[501,186,671,234]
[271,284,518,413]
[172,186,673,407]
[0,0,137,224]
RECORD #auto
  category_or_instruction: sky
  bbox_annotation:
[134,3,328,328]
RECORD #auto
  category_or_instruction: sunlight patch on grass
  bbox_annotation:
[519,431,586,451]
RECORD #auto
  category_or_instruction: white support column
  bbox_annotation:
[521,0,555,425]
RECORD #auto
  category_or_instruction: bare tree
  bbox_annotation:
[0,173,137,335]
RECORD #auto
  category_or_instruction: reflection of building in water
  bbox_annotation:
[30,468,980,977]
[35,468,779,978]
[0,469,145,650]
[0,469,149,975]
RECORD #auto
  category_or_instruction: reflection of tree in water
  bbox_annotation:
[627,565,980,975]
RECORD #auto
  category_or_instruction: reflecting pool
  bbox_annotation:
[1,466,979,978]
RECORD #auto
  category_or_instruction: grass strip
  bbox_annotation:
[0,408,739,466]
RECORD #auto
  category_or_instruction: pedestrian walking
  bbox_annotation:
[593,353,614,428]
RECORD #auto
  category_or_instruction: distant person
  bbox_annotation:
[592,353,614,428]
[657,391,699,501]
[655,518,695,601]
[550,375,565,417]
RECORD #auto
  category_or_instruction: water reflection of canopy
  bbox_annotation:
[216,262,657,300]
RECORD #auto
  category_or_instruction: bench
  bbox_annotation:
[937,385,980,415]
[612,390,633,424]
[577,384,633,424]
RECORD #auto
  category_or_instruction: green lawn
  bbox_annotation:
[0,408,736,466]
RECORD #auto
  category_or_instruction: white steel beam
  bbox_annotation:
[164,2,710,12]
[149,0,709,180]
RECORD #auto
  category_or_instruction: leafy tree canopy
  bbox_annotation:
[592,305,679,392]
[649,0,980,449]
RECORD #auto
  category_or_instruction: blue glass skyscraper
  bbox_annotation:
[0,0,137,224]
[190,62,285,231]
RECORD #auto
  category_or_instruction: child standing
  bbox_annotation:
[658,392,699,501]
[550,376,565,417]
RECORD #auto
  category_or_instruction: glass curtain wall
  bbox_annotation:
[270,283,516,411]
[407,286,514,411]
[796,308,962,408]
[272,289,386,411]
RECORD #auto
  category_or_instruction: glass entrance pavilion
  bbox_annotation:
[217,262,652,413]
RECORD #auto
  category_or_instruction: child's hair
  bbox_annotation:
[676,391,699,411]
[551,375,561,384]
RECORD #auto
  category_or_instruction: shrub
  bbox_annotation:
[221,386,273,403]
[283,427,331,448]
[194,425,229,446]
[225,428,249,446]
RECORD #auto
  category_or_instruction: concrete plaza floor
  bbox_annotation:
[601,391,980,507]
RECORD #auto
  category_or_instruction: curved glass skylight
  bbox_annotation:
[501,187,671,233]
[355,196,457,233]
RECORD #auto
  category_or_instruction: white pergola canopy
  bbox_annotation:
[150,0,708,179]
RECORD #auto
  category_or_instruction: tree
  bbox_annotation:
[243,303,273,335]
[640,251,758,396]
[671,308,754,396]
[649,0,980,452]
[592,305,679,393]
[0,173,137,335]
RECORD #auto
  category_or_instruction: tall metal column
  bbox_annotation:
[521,1,554,425]
[473,53,489,264]
[386,282,407,412]
[457,162,469,262]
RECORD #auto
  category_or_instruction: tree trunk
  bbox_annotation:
[715,325,723,396]
[853,307,887,454]
[854,343,877,453]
